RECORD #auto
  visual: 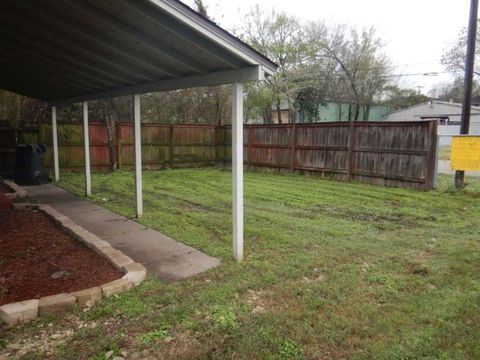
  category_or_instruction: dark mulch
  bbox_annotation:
[0,181,13,193]
[0,208,123,305]
[0,192,13,210]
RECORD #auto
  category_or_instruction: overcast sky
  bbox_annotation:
[185,0,471,94]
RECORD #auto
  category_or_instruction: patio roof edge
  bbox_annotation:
[50,66,264,106]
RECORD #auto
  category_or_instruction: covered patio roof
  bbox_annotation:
[0,0,276,104]
[0,0,277,261]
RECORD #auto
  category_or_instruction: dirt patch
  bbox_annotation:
[244,289,275,314]
[0,208,122,305]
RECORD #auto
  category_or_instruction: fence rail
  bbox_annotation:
[0,120,437,190]
[226,121,437,189]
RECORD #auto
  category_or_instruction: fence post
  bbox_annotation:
[214,125,219,164]
[426,120,438,190]
[116,122,122,170]
[224,125,227,167]
[247,126,252,167]
[434,134,440,189]
[346,121,357,181]
[169,124,174,169]
[290,123,297,171]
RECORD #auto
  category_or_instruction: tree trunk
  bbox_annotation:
[354,103,360,121]
[102,99,117,172]
[216,96,221,126]
[364,104,371,121]
[263,106,272,124]
[287,96,294,123]
[276,98,282,124]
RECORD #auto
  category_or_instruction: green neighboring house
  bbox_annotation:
[262,98,390,124]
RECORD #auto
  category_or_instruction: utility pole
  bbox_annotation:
[456,0,479,189]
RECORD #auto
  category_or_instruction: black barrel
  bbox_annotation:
[14,144,50,185]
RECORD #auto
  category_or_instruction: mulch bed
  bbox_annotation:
[0,181,13,193]
[0,208,123,305]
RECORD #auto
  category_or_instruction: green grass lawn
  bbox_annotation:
[3,168,480,359]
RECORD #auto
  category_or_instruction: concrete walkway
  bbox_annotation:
[23,184,220,282]
[438,160,480,177]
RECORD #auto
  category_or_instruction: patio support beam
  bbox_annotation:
[50,66,264,106]
[231,82,244,261]
[51,106,59,182]
[82,101,91,197]
[133,94,143,218]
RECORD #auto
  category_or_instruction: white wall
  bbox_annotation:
[438,125,460,145]
[438,124,480,145]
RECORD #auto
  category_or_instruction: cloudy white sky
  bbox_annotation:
[185,0,471,94]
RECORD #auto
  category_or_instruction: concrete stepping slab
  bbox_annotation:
[107,229,194,262]
[67,210,146,238]
[146,250,221,282]
[22,184,220,282]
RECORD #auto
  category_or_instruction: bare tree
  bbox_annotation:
[0,90,50,128]
[429,77,480,102]
[308,24,391,121]
[442,27,480,78]
[194,0,208,18]
[242,6,311,123]
[381,85,429,111]
[101,99,118,172]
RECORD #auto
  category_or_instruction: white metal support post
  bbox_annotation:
[232,82,244,261]
[51,106,59,182]
[82,102,91,197]
[133,94,143,218]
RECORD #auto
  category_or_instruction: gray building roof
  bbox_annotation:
[387,100,480,117]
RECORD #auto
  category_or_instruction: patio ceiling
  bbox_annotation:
[0,0,277,105]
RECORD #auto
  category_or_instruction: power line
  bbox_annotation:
[383,71,450,78]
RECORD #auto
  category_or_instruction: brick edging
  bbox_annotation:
[0,203,147,327]
[2,180,27,200]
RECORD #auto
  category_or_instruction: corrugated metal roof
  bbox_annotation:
[0,0,277,105]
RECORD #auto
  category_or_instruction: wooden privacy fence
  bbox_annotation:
[234,121,437,190]
[39,122,218,170]
[4,120,437,189]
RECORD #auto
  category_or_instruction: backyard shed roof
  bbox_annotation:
[0,0,277,105]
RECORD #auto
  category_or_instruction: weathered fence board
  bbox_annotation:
[222,121,437,190]
[37,122,220,170]
[0,120,437,189]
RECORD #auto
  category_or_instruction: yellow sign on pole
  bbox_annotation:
[450,136,480,171]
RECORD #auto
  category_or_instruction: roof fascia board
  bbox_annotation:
[50,65,265,106]
[148,0,277,75]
